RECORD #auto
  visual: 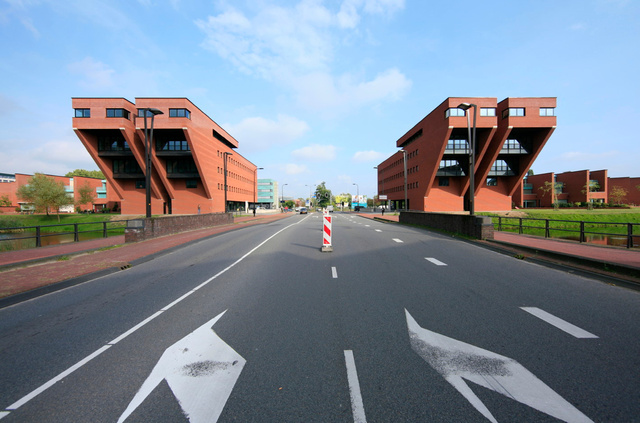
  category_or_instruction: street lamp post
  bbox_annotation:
[305,184,313,208]
[352,183,359,210]
[401,149,407,211]
[143,108,163,218]
[254,167,263,209]
[223,152,233,213]
[281,183,288,211]
[458,102,478,215]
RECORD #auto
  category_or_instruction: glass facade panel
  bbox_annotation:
[169,108,191,119]
[74,108,90,118]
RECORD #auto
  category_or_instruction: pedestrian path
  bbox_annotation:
[0,213,292,302]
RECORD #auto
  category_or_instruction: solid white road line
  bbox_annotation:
[332,266,338,278]
[392,238,403,243]
[521,307,598,338]
[425,258,447,266]
[344,350,367,423]
[1,217,309,417]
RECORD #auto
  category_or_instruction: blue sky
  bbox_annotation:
[1,0,639,200]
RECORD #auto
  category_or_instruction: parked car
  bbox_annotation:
[300,207,308,214]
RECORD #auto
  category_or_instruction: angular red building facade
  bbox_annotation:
[377,97,557,212]
[72,98,257,215]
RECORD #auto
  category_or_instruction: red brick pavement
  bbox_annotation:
[0,213,293,299]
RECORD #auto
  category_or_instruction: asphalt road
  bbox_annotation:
[0,212,638,422]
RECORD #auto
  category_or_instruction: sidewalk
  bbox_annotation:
[0,212,293,305]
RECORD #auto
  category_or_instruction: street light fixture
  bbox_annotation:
[352,182,359,210]
[458,102,477,215]
[143,107,163,218]
[223,152,233,212]
[281,183,288,210]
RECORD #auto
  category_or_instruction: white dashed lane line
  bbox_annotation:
[332,266,338,279]
[392,238,403,243]
[521,307,598,338]
[425,258,447,266]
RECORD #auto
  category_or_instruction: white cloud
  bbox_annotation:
[283,163,308,175]
[292,68,411,115]
[559,151,618,161]
[224,115,310,153]
[195,1,410,115]
[353,150,385,162]
[67,57,115,90]
[292,144,337,161]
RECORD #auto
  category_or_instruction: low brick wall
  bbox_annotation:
[399,211,494,240]
[124,213,233,243]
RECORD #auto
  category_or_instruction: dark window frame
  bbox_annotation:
[74,108,90,118]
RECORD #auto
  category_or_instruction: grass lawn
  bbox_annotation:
[0,213,131,232]
[481,207,640,223]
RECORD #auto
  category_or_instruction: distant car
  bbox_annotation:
[300,207,308,214]
[327,205,334,213]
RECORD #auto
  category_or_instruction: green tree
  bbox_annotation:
[609,186,628,205]
[76,182,96,210]
[0,195,11,207]
[65,169,105,179]
[539,180,562,210]
[314,182,332,208]
[16,173,70,221]
[284,200,295,209]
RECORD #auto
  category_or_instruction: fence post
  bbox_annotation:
[519,218,523,234]
[545,219,550,238]
[36,226,41,248]
[498,217,502,231]
[579,221,585,243]
[103,221,108,238]
[628,223,633,249]
[74,223,79,242]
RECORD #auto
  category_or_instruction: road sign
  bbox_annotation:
[117,311,245,423]
[321,211,332,252]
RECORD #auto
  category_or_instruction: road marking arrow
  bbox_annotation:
[405,309,593,423]
[117,310,245,423]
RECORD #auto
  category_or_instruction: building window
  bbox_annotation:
[157,140,190,151]
[438,160,465,176]
[186,179,198,189]
[439,177,449,186]
[489,160,515,176]
[480,108,496,117]
[445,138,469,154]
[502,108,525,118]
[99,134,130,151]
[486,178,498,186]
[169,108,191,119]
[500,139,527,154]
[138,109,161,117]
[445,108,465,118]
[75,108,90,118]
[113,159,142,175]
[135,180,146,189]
[106,108,130,119]
[539,107,555,116]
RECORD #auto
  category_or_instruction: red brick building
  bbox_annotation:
[0,173,113,213]
[377,97,557,212]
[515,170,608,207]
[72,98,257,215]
[608,177,640,205]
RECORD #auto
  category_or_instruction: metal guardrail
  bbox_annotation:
[0,219,130,249]
[494,216,639,249]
